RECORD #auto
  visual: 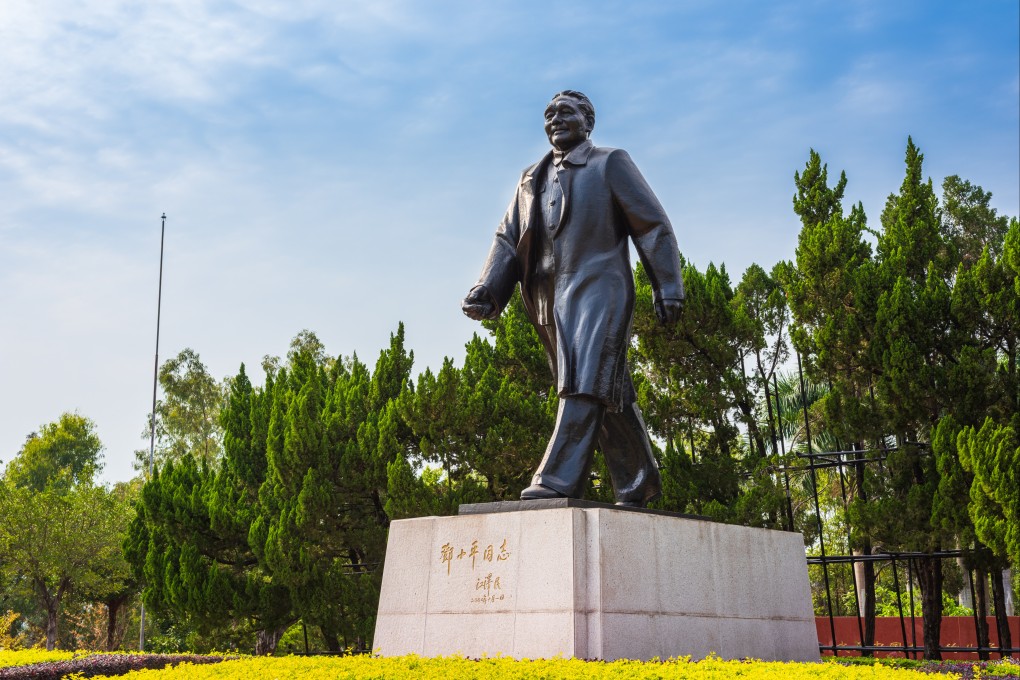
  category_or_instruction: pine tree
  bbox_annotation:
[783,149,883,650]
[960,416,1020,556]
[868,138,955,659]
[255,328,412,651]
[125,364,293,654]
[941,175,1011,266]
[631,259,744,521]
[398,293,554,510]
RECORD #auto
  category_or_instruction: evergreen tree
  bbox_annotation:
[631,259,747,522]
[941,175,1011,266]
[781,143,1019,659]
[255,327,412,651]
[783,149,891,653]
[957,417,1020,570]
[932,415,1004,658]
[125,365,293,654]
[941,214,1018,653]
[867,138,956,659]
[783,149,881,443]
[732,263,790,459]
[397,357,480,514]
[396,293,554,511]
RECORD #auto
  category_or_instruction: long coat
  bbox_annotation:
[473,140,684,411]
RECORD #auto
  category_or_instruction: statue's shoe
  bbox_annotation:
[520,483,566,500]
[614,491,661,509]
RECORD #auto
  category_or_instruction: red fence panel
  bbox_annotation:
[815,616,1020,659]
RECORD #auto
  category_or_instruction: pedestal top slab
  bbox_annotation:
[458,497,715,522]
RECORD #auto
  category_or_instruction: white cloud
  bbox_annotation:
[0,0,420,132]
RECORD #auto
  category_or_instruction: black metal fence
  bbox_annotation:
[768,353,1018,659]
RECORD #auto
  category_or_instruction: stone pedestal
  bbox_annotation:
[373,500,819,661]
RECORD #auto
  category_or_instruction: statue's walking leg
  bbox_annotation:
[522,396,605,499]
[599,401,662,507]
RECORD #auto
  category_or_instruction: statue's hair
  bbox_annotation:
[549,90,595,134]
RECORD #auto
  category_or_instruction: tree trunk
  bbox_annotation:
[35,578,65,652]
[852,445,876,655]
[958,558,974,609]
[761,370,780,455]
[105,593,131,652]
[734,395,766,460]
[321,626,342,653]
[853,548,876,655]
[106,601,118,652]
[975,566,990,660]
[991,568,1014,658]
[45,602,59,651]
[255,625,287,655]
[915,557,944,660]
[736,357,763,460]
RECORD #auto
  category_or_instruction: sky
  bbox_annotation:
[1,0,1018,484]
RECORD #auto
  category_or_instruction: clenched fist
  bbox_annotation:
[462,286,498,321]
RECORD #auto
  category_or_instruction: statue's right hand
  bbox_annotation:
[462,287,496,321]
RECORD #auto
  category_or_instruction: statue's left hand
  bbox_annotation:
[655,298,683,326]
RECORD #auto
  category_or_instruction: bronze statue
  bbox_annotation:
[462,91,684,508]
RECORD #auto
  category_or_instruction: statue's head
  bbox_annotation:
[544,90,595,151]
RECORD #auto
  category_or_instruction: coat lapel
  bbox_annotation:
[516,152,551,310]
[552,140,593,237]
[520,151,551,241]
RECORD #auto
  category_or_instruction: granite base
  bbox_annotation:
[373,501,819,661]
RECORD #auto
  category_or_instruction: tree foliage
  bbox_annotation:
[135,349,225,471]
[0,416,132,651]
[125,365,292,654]
[781,140,1018,659]
[4,413,103,493]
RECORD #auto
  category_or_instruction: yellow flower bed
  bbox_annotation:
[101,654,959,679]
[0,648,77,667]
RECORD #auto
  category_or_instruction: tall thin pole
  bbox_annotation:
[140,213,166,652]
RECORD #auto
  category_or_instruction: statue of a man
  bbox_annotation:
[462,90,684,508]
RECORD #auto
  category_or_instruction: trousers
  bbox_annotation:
[531,396,662,504]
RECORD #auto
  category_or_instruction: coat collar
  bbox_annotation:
[554,139,594,167]
[524,139,595,184]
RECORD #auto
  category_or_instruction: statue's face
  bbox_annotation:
[544,97,589,151]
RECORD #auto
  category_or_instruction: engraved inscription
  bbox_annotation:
[471,572,505,604]
[438,537,513,605]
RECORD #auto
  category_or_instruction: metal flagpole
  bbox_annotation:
[140,213,166,651]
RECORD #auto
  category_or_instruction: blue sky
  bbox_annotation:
[1,0,1017,483]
